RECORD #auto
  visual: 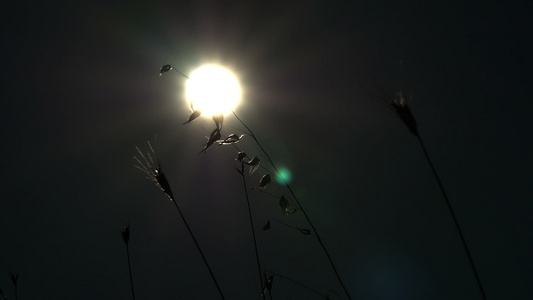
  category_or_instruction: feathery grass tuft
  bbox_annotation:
[134,142,175,201]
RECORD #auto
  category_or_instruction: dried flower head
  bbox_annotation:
[244,155,260,175]
[259,174,271,191]
[159,64,172,76]
[390,91,418,137]
[279,196,297,215]
[217,134,244,146]
[235,151,247,161]
[134,142,175,201]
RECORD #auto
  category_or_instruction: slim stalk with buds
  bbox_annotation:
[121,225,136,300]
[231,110,353,300]
[135,143,226,300]
[390,91,487,300]
[162,64,351,299]
[9,271,18,300]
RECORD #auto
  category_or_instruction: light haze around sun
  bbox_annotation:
[186,65,241,116]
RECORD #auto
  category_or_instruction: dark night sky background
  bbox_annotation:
[1,0,531,299]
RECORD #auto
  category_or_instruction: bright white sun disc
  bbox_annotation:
[186,65,241,116]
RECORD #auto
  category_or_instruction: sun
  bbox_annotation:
[186,65,241,116]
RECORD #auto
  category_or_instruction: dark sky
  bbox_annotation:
[1,0,531,299]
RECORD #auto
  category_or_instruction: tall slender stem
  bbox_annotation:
[125,244,136,300]
[238,162,268,299]
[171,200,226,300]
[417,136,487,300]
[232,110,352,300]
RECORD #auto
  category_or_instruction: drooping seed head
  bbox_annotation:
[121,224,130,244]
[390,91,418,137]
[159,64,172,76]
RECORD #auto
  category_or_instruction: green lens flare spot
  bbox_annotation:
[276,168,292,184]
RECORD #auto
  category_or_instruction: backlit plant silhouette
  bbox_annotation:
[387,90,487,300]
[134,142,226,299]
[155,64,353,299]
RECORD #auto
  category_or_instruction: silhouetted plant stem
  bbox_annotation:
[121,225,136,300]
[266,270,330,299]
[237,162,269,300]
[231,110,352,300]
[170,199,226,300]
[417,135,487,300]
[125,244,136,300]
[9,271,18,300]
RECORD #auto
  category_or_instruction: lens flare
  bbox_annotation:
[275,167,292,184]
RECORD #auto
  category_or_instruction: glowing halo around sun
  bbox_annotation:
[186,65,241,116]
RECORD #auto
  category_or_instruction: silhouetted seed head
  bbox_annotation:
[217,134,244,146]
[199,128,221,154]
[390,91,418,137]
[236,151,247,161]
[258,275,274,298]
[183,109,202,125]
[262,219,271,231]
[259,174,271,191]
[9,271,18,286]
[134,143,176,201]
[244,155,260,175]
[279,196,297,215]
[212,113,224,130]
[297,226,311,235]
[159,64,172,76]
[121,224,130,244]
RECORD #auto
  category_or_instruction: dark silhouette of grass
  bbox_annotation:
[121,225,136,300]
[235,162,271,300]
[389,91,487,300]
[231,110,353,300]
[135,143,226,300]
[161,64,352,299]
[9,271,18,300]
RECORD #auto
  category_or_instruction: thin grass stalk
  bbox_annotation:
[9,271,18,300]
[125,244,136,300]
[121,225,136,300]
[135,143,225,299]
[417,135,487,300]
[231,110,352,300]
[237,162,271,300]
[170,198,226,300]
[266,270,329,299]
